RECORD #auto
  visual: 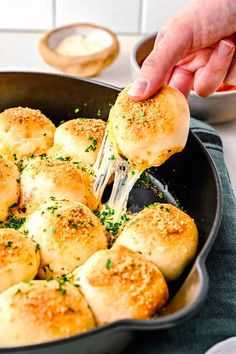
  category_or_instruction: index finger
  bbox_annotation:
[129,18,192,100]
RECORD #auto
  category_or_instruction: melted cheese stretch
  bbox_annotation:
[93,107,142,220]
[93,131,141,221]
[106,161,140,220]
[93,130,116,201]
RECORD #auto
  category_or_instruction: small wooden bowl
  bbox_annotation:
[39,23,119,77]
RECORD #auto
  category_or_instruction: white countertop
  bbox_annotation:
[0,31,235,194]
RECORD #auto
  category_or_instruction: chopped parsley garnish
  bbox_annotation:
[46,276,54,281]
[175,199,181,208]
[56,156,71,161]
[60,120,65,125]
[74,107,80,113]
[144,202,158,210]
[106,259,112,269]
[74,276,80,288]
[151,313,158,320]
[127,116,135,122]
[46,205,58,213]
[68,219,79,230]
[120,214,129,222]
[85,137,97,152]
[35,243,40,252]
[140,111,145,117]
[4,241,13,247]
[57,274,69,295]
[109,154,115,160]
[72,223,78,230]
[0,217,26,230]
[59,288,66,295]
[105,221,121,236]
[94,206,129,246]
[16,159,24,173]
[60,274,69,284]
[139,172,151,186]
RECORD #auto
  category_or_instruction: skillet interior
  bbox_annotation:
[0,72,222,354]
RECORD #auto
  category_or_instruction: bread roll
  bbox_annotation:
[0,280,95,346]
[0,228,39,293]
[114,203,198,281]
[108,85,190,169]
[0,157,19,221]
[20,199,107,279]
[20,157,98,214]
[73,246,168,324]
[48,118,106,166]
[0,107,55,160]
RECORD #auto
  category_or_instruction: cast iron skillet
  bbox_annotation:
[0,72,222,354]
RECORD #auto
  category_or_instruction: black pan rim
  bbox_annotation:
[0,71,223,351]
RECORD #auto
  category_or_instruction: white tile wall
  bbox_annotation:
[55,0,141,34]
[0,0,53,30]
[141,0,189,33]
[0,0,190,34]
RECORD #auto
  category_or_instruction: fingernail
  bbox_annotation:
[218,40,234,58]
[128,79,149,97]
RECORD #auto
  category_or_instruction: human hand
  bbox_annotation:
[129,0,236,99]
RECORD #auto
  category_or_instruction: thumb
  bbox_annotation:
[129,16,193,100]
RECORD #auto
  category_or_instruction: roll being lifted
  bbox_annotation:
[94,84,190,220]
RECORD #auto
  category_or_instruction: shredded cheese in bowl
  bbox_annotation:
[55,35,108,56]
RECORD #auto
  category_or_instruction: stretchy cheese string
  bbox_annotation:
[94,130,141,221]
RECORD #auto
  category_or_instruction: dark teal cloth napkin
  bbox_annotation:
[124,118,236,354]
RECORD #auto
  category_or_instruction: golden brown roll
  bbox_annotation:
[48,118,106,166]
[0,107,55,160]
[0,280,95,346]
[0,157,19,221]
[0,228,40,293]
[73,246,168,325]
[114,203,198,281]
[20,157,98,214]
[108,84,190,169]
[20,199,107,279]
